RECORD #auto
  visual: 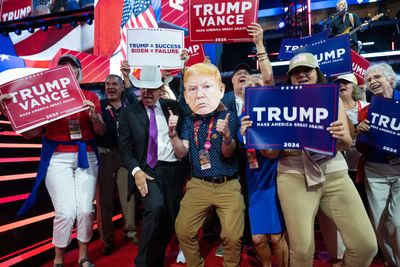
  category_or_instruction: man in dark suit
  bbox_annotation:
[119,65,186,267]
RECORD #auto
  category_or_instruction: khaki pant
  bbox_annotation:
[96,147,135,245]
[277,170,377,267]
[175,178,245,267]
[365,162,400,267]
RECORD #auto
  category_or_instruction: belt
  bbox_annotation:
[194,175,237,184]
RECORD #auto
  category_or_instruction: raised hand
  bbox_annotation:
[247,23,264,46]
[216,112,231,139]
[180,49,189,65]
[120,60,131,78]
[168,109,179,138]
[240,115,253,136]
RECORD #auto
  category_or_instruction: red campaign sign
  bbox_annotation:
[189,0,259,43]
[0,66,87,134]
[185,36,205,67]
[351,50,370,85]
[0,0,32,22]
[160,0,189,29]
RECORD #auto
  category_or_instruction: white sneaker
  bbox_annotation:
[176,249,186,264]
[215,244,224,257]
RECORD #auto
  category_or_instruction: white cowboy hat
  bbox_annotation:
[129,65,168,89]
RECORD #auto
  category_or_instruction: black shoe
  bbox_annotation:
[79,257,96,267]
[101,243,114,255]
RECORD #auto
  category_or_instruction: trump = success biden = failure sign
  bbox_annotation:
[189,0,259,43]
[244,84,339,155]
[0,66,87,134]
[358,96,400,156]
[127,28,184,69]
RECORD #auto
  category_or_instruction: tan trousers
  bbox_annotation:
[175,178,245,267]
[96,147,135,245]
[277,170,377,267]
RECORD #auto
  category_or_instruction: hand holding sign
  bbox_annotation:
[120,60,131,79]
[327,120,346,140]
[357,119,370,132]
[216,112,231,139]
[240,115,253,136]
[168,109,179,138]
[247,23,263,46]
[180,49,190,64]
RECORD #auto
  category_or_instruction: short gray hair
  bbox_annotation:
[106,74,124,85]
[364,63,398,89]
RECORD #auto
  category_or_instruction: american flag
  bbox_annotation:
[119,0,158,61]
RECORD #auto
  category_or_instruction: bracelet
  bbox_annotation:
[223,136,232,145]
[258,57,269,62]
[256,52,267,56]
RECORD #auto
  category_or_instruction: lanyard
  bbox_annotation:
[194,117,214,151]
[357,100,361,113]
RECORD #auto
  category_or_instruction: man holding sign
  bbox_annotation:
[0,54,105,267]
[357,63,400,267]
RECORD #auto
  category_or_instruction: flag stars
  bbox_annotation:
[0,54,10,62]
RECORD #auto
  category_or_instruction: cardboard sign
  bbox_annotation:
[0,0,32,22]
[184,36,205,67]
[295,35,352,77]
[245,84,339,155]
[0,66,87,133]
[278,30,329,60]
[127,28,184,69]
[358,96,400,156]
[351,50,370,85]
[189,0,259,43]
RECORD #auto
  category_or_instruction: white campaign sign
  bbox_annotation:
[127,28,184,69]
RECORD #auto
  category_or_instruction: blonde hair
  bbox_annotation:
[184,63,223,90]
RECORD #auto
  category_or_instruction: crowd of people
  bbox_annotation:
[1,3,400,267]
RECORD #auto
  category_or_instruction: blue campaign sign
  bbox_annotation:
[358,96,400,156]
[294,35,352,77]
[244,84,339,155]
[278,30,329,60]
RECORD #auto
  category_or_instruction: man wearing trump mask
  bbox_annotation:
[168,62,245,266]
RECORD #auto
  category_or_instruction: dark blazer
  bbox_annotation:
[119,98,186,175]
[221,91,238,116]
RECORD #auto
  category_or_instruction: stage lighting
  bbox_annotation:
[55,23,62,29]
[27,27,35,33]
[278,21,286,29]
[15,29,22,35]
[86,17,93,25]
[41,25,48,32]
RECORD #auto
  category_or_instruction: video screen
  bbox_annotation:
[0,0,94,23]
